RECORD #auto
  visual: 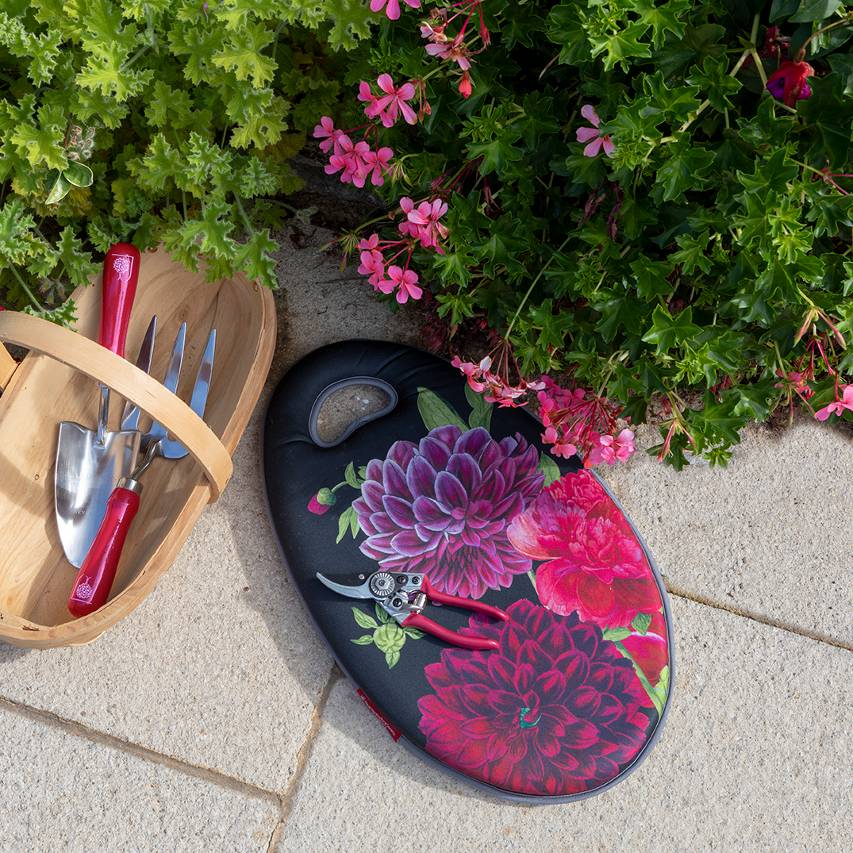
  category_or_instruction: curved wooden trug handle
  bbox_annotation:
[0,342,16,390]
[0,311,232,500]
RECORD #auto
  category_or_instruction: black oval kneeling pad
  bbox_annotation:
[264,340,674,803]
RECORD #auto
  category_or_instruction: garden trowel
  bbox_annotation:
[55,243,143,568]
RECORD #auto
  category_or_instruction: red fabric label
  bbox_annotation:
[356,689,401,741]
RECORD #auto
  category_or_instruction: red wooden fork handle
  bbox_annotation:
[68,484,141,618]
[99,242,140,358]
[402,613,499,651]
[421,576,508,622]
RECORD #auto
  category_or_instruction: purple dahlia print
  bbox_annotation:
[417,599,654,797]
[352,425,544,598]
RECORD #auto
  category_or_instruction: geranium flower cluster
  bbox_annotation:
[356,196,449,303]
[451,353,545,408]
[313,73,428,190]
[370,0,420,22]
[536,377,636,465]
[420,1,489,98]
[451,350,634,465]
[313,116,394,189]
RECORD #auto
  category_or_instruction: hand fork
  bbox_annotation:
[68,318,216,617]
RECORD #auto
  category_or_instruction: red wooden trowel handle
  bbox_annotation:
[68,486,140,618]
[99,243,140,357]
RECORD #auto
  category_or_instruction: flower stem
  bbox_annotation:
[10,266,45,312]
[798,12,853,59]
[504,233,573,338]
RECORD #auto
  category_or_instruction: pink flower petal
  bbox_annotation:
[575,126,599,143]
[580,104,600,126]
[582,137,604,158]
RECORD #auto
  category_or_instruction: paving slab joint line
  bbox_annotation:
[0,695,280,804]
[277,664,341,837]
[667,585,852,651]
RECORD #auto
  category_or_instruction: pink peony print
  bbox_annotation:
[507,471,662,628]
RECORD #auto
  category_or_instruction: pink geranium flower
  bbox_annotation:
[450,355,490,393]
[370,0,420,21]
[359,75,418,127]
[576,104,615,158]
[361,146,394,186]
[815,384,853,421]
[425,37,472,70]
[399,196,448,249]
[542,425,577,459]
[357,235,386,288]
[377,265,423,303]
[312,116,345,155]
[586,428,636,465]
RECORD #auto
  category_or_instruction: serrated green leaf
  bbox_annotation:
[235,228,277,289]
[352,607,378,631]
[385,649,400,668]
[212,23,275,87]
[642,306,702,353]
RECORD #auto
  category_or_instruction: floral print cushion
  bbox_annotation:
[264,340,672,802]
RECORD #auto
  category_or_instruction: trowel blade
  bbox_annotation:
[54,422,141,568]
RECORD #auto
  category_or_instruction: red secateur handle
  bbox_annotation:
[68,486,140,617]
[401,577,508,651]
[99,243,140,357]
[421,576,509,623]
[402,613,499,651]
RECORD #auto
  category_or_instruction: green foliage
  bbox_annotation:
[346,0,853,465]
[0,0,371,318]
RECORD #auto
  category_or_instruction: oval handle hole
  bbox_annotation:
[308,377,398,448]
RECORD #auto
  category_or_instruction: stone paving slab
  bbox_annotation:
[0,703,279,852]
[0,414,332,794]
[277,597,851,853]
[605,419,853,646]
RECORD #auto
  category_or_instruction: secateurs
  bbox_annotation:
[316,569,508,651]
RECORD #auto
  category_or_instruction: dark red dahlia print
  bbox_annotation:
[352,425,544,599]
[507,471,662,629]
[417,600,656,797]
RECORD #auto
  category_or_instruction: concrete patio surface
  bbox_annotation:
[0,229,849,852]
